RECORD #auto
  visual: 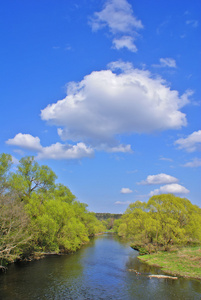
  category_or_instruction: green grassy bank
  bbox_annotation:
[138,246,201,280]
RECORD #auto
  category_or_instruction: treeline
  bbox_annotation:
[114,194,201,254]
[95,213,122,220]
[0,153,105,269]
[95,213,122,231]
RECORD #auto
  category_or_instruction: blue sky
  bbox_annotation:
[1,0,201,213]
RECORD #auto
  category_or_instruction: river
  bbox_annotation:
[0,234,201,299]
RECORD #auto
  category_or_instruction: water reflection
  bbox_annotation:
[0,234,200,300]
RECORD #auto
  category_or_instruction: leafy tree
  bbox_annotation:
[118,194,201,252]
[52,183,76,204]
[25,197,90,253]
[95,213,122,221]
[0,152,106,268]
[147,194,201,246]
[24,188,105,253]
[9,156,57,201]
[113,219,122,233]
[0,153,12,195]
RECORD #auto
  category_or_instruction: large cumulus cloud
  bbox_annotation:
[41,62,189,147]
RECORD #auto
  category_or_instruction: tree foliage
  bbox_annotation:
[96,213,122,231]
[0,154,105,269]
[117,194,201,253]
[0,153,12,195]
[9,156,57,201]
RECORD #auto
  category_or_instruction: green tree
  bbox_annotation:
[0,152,106,267]
[10,156,57,201]
[147,194,201,246]
[52,183,76,204]
[0,153,12,195]
[118,194,201,252]
[25,197,90,253]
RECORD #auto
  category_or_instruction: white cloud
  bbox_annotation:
[175,130,201,152]
[6,133,42,151]
[159,58,176,68]
[183,158,201,168]
[41,63,189,147]
[120,187,133,194]
[115,200,131,205]
[89,0,143,52]
[112,36,137,52]
[159,157,173,162]
[108,60,133,72]
[138,173,178,185]
[6,134,94,160]
[101,144,133,153]
[153,57,177,68]
[149,183,189,196]
[156,18,171,35]
[186,20,199,28]
[89,0,143,33]
[37,142,94,160]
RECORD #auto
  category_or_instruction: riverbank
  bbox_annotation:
[0,238,96,272]
[138,246,201,280]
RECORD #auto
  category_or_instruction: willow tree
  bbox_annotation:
[0,195,30,268]
[9,156,57,202]
[0,153,12,195]
[118,194,201,250]
[147,194,201,246]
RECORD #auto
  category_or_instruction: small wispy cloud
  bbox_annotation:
[65,45,72,51]
[112,36,137,52]
[175,130,201,152]
[97,144,133,153]
[120,187,133,194]
[115,200,131,205]
[156,17,171,35]
[159,156,173,162]
[186,20,199,28]
[182,158,201,168]
[152,57,177,68]
[89,0,143,52]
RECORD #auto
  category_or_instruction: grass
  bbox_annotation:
[138,246,201,280]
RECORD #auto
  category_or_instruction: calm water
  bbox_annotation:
[0,234,201,300]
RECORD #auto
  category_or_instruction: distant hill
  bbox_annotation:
[95,213,122,221]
